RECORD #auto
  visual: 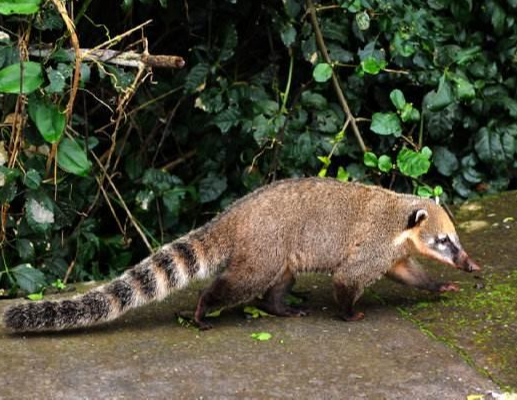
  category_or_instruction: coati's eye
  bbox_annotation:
[436,235,449,244]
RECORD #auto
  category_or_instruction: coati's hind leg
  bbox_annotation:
[255,269,308,317]
[387,258,459,293]
[332,264,376,322]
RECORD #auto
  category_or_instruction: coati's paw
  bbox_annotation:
[177,311,214,331]
[196,320,214,331]
[438,282,460,292]
[341,311,365,322]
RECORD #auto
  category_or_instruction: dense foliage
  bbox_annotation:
[0,0,516,295]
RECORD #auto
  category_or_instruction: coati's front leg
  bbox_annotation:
[255,269,308,317]
[332,269,366,322]
[387,258,459,292]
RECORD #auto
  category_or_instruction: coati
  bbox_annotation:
[3,177,480,332]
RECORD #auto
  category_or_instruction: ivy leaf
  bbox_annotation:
[0,62,44,94]
[300,91,328,110]
[397,147,432,178]
[184,62,210,94]
[219,24,238,62]
[378,155,392,172]
[199,172,227,203]
[25,194,54,233]
[57,138,92,177]
[313,63,332,82]
[417,185,434,198]
[433,146,459,177]
[474,127,515,166]
[355,11,370,30]
[363,152,378,167]
[213,107,240,133]
[360,57,387,75]
[452,75,475,100]
[11,264,46,294]
[27,96,66,143]
[0,0,42,15]
[16,239,35,261]
[427,75,454,111]
[280,24,296,47]
[370,112,402,137]
[45,67,66,94]
[389,89,406,110]
[24,169,41,189]
[336,166,349,182]
[400,105,420,123]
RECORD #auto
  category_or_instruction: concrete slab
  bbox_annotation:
[0,275,497,399]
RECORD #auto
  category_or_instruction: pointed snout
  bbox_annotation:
[455,250,481,273]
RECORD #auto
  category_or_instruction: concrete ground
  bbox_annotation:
[2,192,516,399]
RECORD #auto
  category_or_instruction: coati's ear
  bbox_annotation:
[407,209,428,229]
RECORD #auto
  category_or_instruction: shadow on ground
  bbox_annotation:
[1,192,516,399]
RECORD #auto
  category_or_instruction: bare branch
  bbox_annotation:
[29,47,185,69]
[304,0,367,153]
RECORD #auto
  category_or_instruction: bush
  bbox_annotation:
[0,0,516,294]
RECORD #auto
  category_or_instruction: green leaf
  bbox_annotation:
[355,11,370,30]
[400,106,420,123]
[453,77,475,100]
[57,138,92,177]
[396,147,432,178]
[363,152,378,168]
[184,63,210,94]
[474,127,515,165]
[370,112,402,137]
[313,63,332,82]
[378,155,392,172]
[317,155,331,167]
[433,146,459,176]
[213,107,240,133]
[389,89,406,110]
[51,279,66,290]
[11,264,46,294]
[206,308,222,318]
[16,239,35,261]
[244,306,271,318]
[135,189,155,211]
[27,292,44,301]
[28,97,66,143]
[417,185,434,198]
[251,332,272,341]
[198,172,227,203]
[336,166,349,182]
[162,188,185,217]
[24,169,41,189]
[45,67,66,94]
[25,194,54,233]
[0,0,42,15]
[433,186,444,196]
[300,91,327,110]
[427,75,454,111]
[360,57,387,75]
[220,24,238,62]
[280,24,296,47]
[0,62,44,94]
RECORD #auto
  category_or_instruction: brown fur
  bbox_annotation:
[2,178,479,332]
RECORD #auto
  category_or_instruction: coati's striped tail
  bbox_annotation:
[3,240,213,332]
